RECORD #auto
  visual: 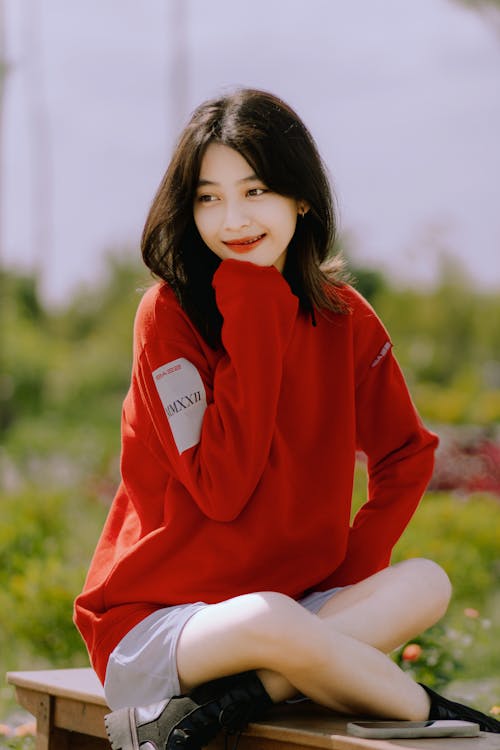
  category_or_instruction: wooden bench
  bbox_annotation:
[6,669,500,750]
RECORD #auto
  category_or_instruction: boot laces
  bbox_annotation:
[218,691,261,750]
[168,705,220,749]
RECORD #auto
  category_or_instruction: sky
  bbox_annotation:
[2,0,500,304]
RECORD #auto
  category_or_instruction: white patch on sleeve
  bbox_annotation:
[152,358,207,454]
[370,340,392,368]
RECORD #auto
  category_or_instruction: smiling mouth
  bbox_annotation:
[223,234,266,253]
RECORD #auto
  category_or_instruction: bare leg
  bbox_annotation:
[314,558,451,652]
[256,558,451,707]
[176,559,451,719]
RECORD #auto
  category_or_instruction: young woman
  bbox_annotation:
[74,88,499,749]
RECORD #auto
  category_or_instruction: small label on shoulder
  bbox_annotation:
[153,358,207,453]
[371,340,392,368]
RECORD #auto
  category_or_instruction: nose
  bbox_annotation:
[223,199,250,231]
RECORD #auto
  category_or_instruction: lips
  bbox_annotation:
[223,234,266,253]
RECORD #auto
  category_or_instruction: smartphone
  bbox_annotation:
[347,719,480,739]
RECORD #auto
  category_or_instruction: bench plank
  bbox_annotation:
[6,669,500,750]
[7,669,106,705]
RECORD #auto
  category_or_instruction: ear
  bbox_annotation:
[297,201,310,217]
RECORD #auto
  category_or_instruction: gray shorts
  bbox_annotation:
[104,587,343,710]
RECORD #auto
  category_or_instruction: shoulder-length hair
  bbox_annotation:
[142,88,347,348]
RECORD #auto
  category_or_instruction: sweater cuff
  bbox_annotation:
[213,259,294,302]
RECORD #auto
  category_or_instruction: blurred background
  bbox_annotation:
[2,0,500,301]
[0,0,499,740]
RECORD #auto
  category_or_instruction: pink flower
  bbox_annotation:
[464,608,480,619]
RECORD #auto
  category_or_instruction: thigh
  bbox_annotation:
[176,591,318,692]
[316,558,451,653]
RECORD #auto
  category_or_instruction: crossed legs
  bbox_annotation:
[176,558,452,720]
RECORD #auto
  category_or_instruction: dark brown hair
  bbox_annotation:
[142,88,347,347]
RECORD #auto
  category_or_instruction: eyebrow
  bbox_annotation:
[197,174,260,188]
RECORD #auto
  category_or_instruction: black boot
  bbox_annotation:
[104,672,273,750]
[105,694,223,750]
[191,671,274,732]
[420,683,500,734]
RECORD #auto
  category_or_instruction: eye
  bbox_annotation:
[197,193,218,203]
[247,187,268,197]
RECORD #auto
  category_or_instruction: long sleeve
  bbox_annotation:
[318,291,438,588]
[134,259,298,522]
[332,349,438,584]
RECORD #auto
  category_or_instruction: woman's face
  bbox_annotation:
[193,143,305,272]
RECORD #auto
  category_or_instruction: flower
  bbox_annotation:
[402,643,422,662]
[464,607,480,619]
[490,706,500,717]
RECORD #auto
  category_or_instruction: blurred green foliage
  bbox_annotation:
[1,253,151,679]
[350,255,500,425]
[393,491,500,603]
[353,464,500,697]
[1,254,150,454]
[457,0,500,11]
[0,486,103,666]
[393,614,496,692]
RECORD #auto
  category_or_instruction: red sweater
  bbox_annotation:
[74,260,438,684]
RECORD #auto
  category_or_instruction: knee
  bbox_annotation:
[241,591,303,638]
[404,558,452,618]
[239,591,316,662]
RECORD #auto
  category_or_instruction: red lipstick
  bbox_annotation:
[223,234,266,253]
